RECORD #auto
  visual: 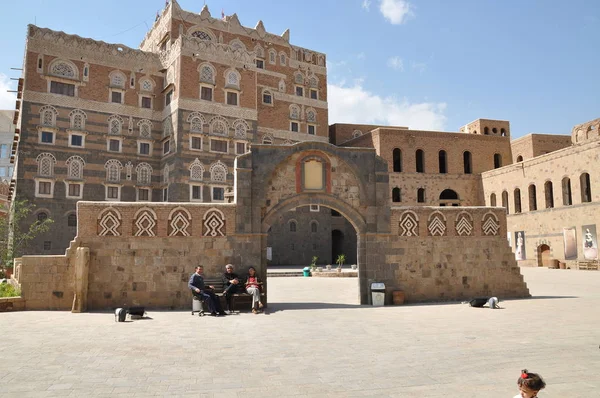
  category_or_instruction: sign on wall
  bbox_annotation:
[563,227,578,260]
[582,224,598,260]
[514,231,526,260]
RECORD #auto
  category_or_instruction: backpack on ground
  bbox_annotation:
[468,297,489,308]
[114,308,127,322]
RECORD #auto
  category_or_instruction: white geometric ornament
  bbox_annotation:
[455,213,473,236]
[203,208,225,237]
[134,209,156,237]
[399,211,418,237]
[428,212,446,236]
[98,208,121,236]
[169,210,191,237]
[482,213,500,236]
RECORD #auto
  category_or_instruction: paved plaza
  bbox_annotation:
[1,267,599,397]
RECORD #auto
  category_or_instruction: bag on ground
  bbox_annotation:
[114,308,127,322]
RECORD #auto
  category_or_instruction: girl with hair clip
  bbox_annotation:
[245,266,263,314]
[514,369,546,398]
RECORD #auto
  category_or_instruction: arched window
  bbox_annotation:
[544,181,554,208]
[490,193,496,207]
[294,72,304,85]
[140,79,154,92]
[279,52,287,65]
[262,134,273,145]
[69,109,86,130]
[438,150,447,173]
[494,153,502,169]
[580,173,592,203]
[136,163,153,185]
[105,160,122,183]
[289,105,300,120]
[225,70,240,89]
[49,60,77,79]
[36,153,56,177]
[484,127,489,135]
[138,119,153,138]
[439,189,459,206]
[562,177,572,206]
[66,156,85,179]
[463,151,472,174]
[528,185,537,211]
[516,155,523,162]
[109,71,126,88]
[67,213,77,227]
[501,191,509,214]
[210,117,228,136]
[415,149,425,173]
[306,108,316,123]
[310,221,318,233]
[492,128,498,134]
[501,128,507,136]
[40,105,58,127]
[417,188,425,203]
[37,212,48,222]
[352,130,362,139]
[233,120,249,139]
[199,64,215,84]
[163,165,170,184]
[189,159,205,181]
[107,115,123,135]
[514,188,522,213]
[392,187,401,203]
[191,30,213,40]
[290,221,297,232]
[393,148,402,172]
[188,112,205,133]
[210,161,228,182]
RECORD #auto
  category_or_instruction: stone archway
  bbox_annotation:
[537,244,551,267]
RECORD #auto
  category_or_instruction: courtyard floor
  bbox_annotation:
[1,267,599,397]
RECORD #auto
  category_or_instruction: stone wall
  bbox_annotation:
[510,133,572,162]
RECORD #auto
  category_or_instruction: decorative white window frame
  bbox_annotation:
[188,26,216,41]
[109,70,127,89]
[198,62,217,85]
[137,119,153,138]
[107,137,123,153]
[279,52,287,66]
[35,178,55,199]
[135,162,153,186]
[189,158,205,181]
[37,54,44,73]
[224,89,239,106]
[229,38,246,51]
[310,204,320,212]
[105,159,123,183]
[210,185,227,203]
[189,183,204,202]
[104,184,122,201]
[139,77,155,93]
[295,85,304,97]
[262,133,274,145]
[290,121,300,133]
[136,187,151,202]
[307,124,317,135]
[69,109,87,130]
[289,104,301,120]
[137,140,153,156]
[39,105,58,127]
[65,155,85,180]
[188,112,206,133]
[109,88,125,104]
[309,88,319,100]
[224,69,241,90]
[210,160,228,182]
[48,58,79,80]
[163,139,171,155]
[38,128,57,145]
[199,83,214,102]
[268,49,277,65]
[209,116,229,136]
[209,138,229,154]
[306,107,317,123]
[64,181,84,200]
[36,153,56,177]
[234,140,248,155]
[138,94,154,109]
[261,89,274,106]
[68,131,86,148]
[189,134,203,151]
[107,115,124,135]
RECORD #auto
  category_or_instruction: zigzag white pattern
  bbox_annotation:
[169,211,191,237]
[455,214,473,236]
[428,214,446,236]
[98,210,120,236]
[134,210,156,237]
[482,214,500,236]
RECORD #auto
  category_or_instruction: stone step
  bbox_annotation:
[267,271,305,277]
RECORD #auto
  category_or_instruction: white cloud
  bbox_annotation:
[362,0,372,11]
[387,56,404,71]
[357,52,365,60]
[328,81,447,131]
[379,0,414,25]
[0,74,16,110]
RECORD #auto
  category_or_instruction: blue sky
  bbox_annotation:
[0,0,598,137]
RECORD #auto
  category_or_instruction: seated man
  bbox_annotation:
[221,264,241,312]
[188,265,226,316]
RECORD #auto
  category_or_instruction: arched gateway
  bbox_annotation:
[12,142,529,311]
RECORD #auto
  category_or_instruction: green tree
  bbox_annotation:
[336,254,346,270]
[0,199,53,269]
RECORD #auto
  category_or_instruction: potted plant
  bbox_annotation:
[326,264,332,271]
[310,256,318,272]
[336,254,346,272]
[351,264,358,270]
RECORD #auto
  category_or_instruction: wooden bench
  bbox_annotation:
[577,261,599,271]
[198,277,265,312]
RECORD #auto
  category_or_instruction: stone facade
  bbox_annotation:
[0,111,15,213]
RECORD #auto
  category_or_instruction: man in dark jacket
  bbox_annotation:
[189,265,226,316]
[221,264,241,312]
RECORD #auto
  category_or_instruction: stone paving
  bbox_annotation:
[1,267,599,397]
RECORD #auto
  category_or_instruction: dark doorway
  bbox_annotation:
[332,229,344,264]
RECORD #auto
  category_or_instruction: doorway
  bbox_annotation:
[331,229,344,264]
[537,244,551,267]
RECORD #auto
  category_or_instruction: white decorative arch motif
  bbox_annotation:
[65,155,85,179]
[168,207,192,237]
[308,75,319,88]
[203,208,226,237]
[135,162,153,185]
[398,210,419,237]
[233,119,249,139]
[36,153,56,177]
[268,49,276,64]
[198,62,216,84]
[109,70,126,88]
[97,207,121,236]
[39,105,58,127]
[189,27,215,41]
[352,130,363,139]
[104,159,123,183]
[133,207,157,237]
[229,38,246,51]
[428,211,447,236]
[210,160,228,182]
[225,69,241,89]
[482,212,500,236]
[289,104,300,120]
[279,52,287,66]
[455,211,474,236]
[49,59,78,79]
[139,77,155,92]
[188,112,206,133]
[306,108,317,123]
[107,115,124,135]
[69,109,87,130]
[294,72,304,85]
[137,119,153,138]
[278,79,286,93]
[262,133,274,144]
[283,139,294,146]
[189,158,205,181]
[254,44,265,58]
[209,116,229,136]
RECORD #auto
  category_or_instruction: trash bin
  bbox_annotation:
[371,282,385,306]
[302,267,311,277]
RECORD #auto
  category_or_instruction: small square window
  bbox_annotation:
[295,86,304,97]
[109,139,121,152]
[256,59,264,69]
[226,92,238,106]
[165,90,173,105]
[162,188,168,202]
[201,86,213,101]
[191,137,202,150]
[263,93,272,104]
[310,89,318,100]
[50,81,75,96]
[291,122,299,133]
[308,125,316,135]
[38,181,51,195]
[111,91,122,104]
[68,184,80,197]
[139,142,150,155]
[212,187,225,201]
[310,205,320,212]
[138,188,149,201]
[43,241,52,251]
[141,96,152,109]
[107,186,119,199]
[41,131,54,144]
[236,142,246,155]
[210,139,228,153]
[71,134,83,147]
[163,140,170,154]
[192,185,202,200]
